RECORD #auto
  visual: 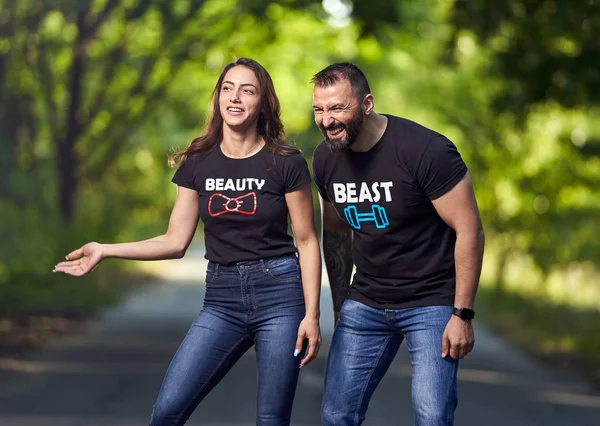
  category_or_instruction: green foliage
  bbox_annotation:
[477,284,600,379]
[0,199,124,312]
[448,0,600,112]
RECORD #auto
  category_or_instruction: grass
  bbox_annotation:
[476,284,600,386]
[0,264,154,356]
[0,265,145,314]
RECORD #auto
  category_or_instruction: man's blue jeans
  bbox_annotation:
[149,255,305,426]
[321,300,458,426]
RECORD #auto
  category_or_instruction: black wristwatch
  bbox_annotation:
[452,307,475,322]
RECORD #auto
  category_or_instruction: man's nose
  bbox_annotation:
[321,114,334,128]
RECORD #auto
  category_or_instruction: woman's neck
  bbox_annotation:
[221,125,264,158]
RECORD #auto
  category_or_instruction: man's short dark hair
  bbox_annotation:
[311,63,371,101]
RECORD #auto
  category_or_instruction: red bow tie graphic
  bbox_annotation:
[208,192,257,217]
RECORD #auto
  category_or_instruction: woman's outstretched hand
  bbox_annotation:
[53,242,104,276]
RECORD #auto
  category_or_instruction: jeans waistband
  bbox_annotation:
[208,254,297,275]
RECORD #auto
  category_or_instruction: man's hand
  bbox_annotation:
[441,315,475,359]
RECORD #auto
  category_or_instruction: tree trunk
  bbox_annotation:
[57,8,87,222]
[494,246,510,295]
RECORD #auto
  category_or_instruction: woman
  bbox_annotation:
[53,57,322,426]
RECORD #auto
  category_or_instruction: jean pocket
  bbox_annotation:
[265,258,300,282]
[205,267,218,286]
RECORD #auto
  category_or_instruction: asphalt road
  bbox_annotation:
[0,249,598,425]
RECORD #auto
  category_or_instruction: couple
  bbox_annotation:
[53,58,485,426]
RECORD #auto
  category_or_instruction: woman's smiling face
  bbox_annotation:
[219,65,262,131]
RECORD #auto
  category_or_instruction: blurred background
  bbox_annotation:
[1,0,599,425]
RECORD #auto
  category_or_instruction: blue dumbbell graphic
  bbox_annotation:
[344,205,389,230]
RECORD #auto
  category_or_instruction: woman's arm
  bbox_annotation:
[53,186,200,276]
[285,184,322,366]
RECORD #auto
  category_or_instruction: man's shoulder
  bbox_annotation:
[386,115,442,141]
[382,115,452,174]
[386,115,448,160]
[312,141,332,170]
[312,141,335,182]
[312,140,330,159]
[271,147,304,162]
[271,150,310,175]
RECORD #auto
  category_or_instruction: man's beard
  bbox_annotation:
[320,111,363,153]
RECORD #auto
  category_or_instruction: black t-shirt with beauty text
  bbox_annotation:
[312,115,468,309]
[172,144,311,264]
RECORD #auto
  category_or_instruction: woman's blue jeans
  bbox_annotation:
[149,254,305,426]
[321,300,458,426]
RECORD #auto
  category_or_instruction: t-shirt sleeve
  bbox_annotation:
[171,158,197,190]
[282,153,312,193]
[416,136,468,200]
[311,151,330,202]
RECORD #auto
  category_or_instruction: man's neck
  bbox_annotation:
[350,112,388,153]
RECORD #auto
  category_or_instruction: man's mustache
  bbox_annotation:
[321,123,345,131]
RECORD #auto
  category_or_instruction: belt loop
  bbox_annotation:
[260,259,267,275]
[215,263,220,278]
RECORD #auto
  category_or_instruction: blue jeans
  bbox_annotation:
[321,300,458,426]
[149,254,306,426]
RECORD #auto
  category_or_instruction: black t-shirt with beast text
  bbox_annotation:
[172,144,311,264]
[313,115,468,309]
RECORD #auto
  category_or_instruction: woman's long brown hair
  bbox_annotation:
[169,57,300,167]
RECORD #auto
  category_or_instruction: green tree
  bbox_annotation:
[448,0,600,113]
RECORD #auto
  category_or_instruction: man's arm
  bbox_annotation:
[320,197,353,325]
[432,173,485,310]
[432,173,485,359]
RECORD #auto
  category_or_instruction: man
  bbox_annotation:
[311,63,485,426]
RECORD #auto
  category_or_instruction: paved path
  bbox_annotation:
[0,249,598,425]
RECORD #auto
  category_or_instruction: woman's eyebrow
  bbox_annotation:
[222,80,258,90]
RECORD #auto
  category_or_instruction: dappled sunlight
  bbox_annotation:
[135,255,209,284]
[0,417,161,426]
[390,364,600,409]
[0,357,166,375]
[391,364,514,386]
[44,335,184,352]
[480,241,600,309]
[536,391,600,409]
[0,416,271,426]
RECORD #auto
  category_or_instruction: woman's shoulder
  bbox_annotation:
[270,145,307,167]
[271,140,304,156]
[179,149,215,168]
